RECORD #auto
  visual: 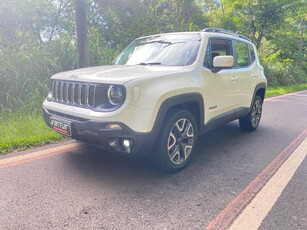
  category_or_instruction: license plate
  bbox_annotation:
[50,117,72,137]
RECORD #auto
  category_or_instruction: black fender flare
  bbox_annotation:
[150,93,205,137]
[248,82,267,112]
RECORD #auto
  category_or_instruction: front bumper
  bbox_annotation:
[43,108,155,156]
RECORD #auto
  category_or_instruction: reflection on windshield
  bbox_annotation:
[113,34,201,66]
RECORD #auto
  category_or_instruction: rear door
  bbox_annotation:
[233,40,254,108]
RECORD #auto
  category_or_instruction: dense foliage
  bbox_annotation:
[0,0,306,112]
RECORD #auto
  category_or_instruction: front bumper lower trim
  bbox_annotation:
[43,108,154,156]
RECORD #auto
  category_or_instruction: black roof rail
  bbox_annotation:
[203,28,251,41]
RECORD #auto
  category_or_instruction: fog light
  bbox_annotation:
[122,139,133,153]
[108,138,119,148]
[123,139,131,148]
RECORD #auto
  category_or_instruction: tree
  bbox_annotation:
[298,0,306,66]
[216,0,297,48]
[75,0,89,68]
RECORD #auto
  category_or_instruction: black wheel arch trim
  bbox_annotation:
[151,93,205,137]
[248,82,267,113]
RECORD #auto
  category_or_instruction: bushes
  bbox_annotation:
[258,39,307,86]
[0,35,120,113]
[263,62,307,86]
[0,36,78,113]
[0,29,126,113]
[260,46,307,86]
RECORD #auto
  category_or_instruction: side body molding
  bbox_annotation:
[150,82,266,142]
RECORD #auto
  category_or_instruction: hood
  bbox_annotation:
[51,65,187,84]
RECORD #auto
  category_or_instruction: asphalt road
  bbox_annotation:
[0,90,306,230]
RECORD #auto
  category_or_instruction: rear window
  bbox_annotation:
[249,44,256,62]
[235,41,250,67]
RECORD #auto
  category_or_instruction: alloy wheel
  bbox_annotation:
[167,118,195,165]
[251,99,262,128]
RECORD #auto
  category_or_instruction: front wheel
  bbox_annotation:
[154,109,198,173]
[239,95,263,131]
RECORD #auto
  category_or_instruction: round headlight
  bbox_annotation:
[107,85,125,106]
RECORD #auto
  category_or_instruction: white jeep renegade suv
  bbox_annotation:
[43,28,267,172]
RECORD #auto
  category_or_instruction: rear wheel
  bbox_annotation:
[239,95,263,131]
[154,109,198,173]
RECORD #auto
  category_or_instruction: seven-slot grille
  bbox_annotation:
[51,80,96,107]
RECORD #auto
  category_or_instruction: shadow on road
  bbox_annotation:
[61,121,264,189]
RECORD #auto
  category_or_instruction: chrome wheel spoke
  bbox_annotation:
[181,142,193,159]
[183,122,193,138]
[252,107,256,117]
[256,116,260,122]
[252,117,256,126]
[175,119,186,133]
[255,100,260,109]
[168,131,177,151]
[169,145,180,161]
[257,104,262,115]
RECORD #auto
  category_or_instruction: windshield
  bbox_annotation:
[113,34,201,66]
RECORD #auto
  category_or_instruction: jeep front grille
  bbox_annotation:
[51,81,96,107]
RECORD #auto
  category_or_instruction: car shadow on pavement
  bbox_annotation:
[62,121,263,189]
[66,122,250,171]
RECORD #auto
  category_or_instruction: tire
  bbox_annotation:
[239,95,263,132]
[154,109,198,173]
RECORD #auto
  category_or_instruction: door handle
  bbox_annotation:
[251,73,257,79]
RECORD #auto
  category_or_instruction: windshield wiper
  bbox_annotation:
[163,41,186,48]
[137,62,161,65]
[138,40,171,46]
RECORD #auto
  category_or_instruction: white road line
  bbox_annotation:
[228,138,307,230]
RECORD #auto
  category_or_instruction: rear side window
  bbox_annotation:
[249,44,256,62]
[235,41,250,67]
[204,39,233,69]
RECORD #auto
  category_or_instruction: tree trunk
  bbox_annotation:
[298,1,305,67]
[210,0,213,27]
[74,0,89,68]
[256,24,265,49]
[251,20,256,42]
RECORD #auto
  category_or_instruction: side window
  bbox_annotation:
[204,39,233,69]
[235,41,250,67]
[249,44,255,62]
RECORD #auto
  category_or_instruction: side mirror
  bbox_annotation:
[212,55,234,73]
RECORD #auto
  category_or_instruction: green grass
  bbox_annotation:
[0,112,67,154]
[0,83,306,154]
[266,83,307,97]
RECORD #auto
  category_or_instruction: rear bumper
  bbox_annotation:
[43,108,155,156]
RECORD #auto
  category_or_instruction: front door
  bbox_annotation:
[203,38,241,122]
